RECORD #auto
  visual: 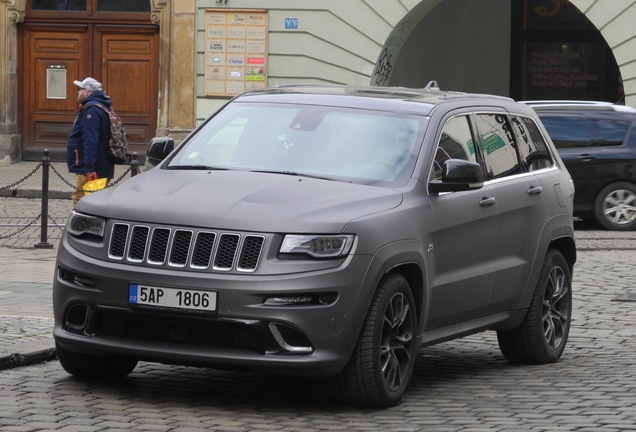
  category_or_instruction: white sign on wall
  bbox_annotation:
[205,9,268,96]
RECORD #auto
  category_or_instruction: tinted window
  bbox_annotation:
[31,0,149,12]
[540,116,630,149]
[511,116,554,171]
[433,116,478,180]
[31,0,86,10]
[97,0,150,12]
[474,114,521,180]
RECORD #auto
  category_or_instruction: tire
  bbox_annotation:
[593,181,636,231]
[56,343,138,379]
[335,273,417,408]
[497,249,572,364]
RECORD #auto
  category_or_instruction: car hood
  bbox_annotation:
[78,169,403,232]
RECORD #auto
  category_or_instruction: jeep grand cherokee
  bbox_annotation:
[53,84,576,407]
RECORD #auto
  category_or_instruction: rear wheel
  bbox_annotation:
[56,343,138,379]
[336,273,417,408]
[593,182,636,230]
[497,249,572,364]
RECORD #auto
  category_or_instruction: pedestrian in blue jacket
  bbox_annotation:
[67,77,115,206]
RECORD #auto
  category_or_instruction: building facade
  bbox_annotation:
[1,0,635,163]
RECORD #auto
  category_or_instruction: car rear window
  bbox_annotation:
[539,115,631,149]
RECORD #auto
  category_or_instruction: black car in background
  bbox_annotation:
[526,101,636,230]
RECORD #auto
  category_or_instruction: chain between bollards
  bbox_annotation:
[31,150,140,249]
[35,149,54,249]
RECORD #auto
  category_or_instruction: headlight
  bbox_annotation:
[67,210,105,238]
[280,234,354,258]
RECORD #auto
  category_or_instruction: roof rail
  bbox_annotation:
[521,100,636,113]
[522,100,614,106]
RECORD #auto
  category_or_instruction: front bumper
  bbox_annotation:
[52,236,380,377]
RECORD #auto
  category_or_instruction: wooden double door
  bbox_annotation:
[20,23,159,161]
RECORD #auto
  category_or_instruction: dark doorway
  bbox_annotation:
[510,0,622,103]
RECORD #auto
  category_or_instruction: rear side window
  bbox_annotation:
[539,115,630,149]
[473,114,521,180]
[511,116,554,171]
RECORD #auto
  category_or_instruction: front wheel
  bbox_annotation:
[497,249,572,364]
[593,181,636,230]
[56,343,138,380]
[335,273,417,408]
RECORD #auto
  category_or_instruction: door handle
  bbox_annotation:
[577,154,595,162]
[528,185,543,195]
[480,196,496,207]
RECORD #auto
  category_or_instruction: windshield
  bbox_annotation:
[167,102,426,186]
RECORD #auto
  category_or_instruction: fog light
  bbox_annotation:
[265,296,313,305]
[264,293,338,306]
[59,268,96,288]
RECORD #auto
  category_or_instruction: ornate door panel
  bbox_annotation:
[20,24,158,161]
[96,26,159,158]
[21,24,90,160]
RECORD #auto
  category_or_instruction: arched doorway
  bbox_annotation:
[18,0,159,161]
[373,0,621,103]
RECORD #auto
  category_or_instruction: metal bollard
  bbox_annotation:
[130,152,140,177]
[35,149,54,249]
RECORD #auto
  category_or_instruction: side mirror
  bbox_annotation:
[146,137,175,167]
[429,159,484,193]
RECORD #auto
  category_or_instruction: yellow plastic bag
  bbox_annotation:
[84,178,108,195]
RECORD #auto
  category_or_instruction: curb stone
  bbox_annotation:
[0,348,58,371]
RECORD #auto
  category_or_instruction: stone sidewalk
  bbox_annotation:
[0,160,131,369]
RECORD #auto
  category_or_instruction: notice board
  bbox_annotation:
[204,9,268,96]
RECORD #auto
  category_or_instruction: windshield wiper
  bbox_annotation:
[250,169,335,181]
[166,165,228,170]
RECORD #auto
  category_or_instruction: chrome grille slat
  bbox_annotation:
[237,236,265,272]
[109,224,129,260]
[191,232,216,269]
[108,223,263,272]
[128,226,150,262]
[213,233,240,271]
[148,228,171,265]
[169,230,193,267]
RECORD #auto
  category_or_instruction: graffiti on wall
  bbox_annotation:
[371,17,414,86]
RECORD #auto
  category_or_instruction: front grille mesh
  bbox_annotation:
[94,310,264,353]
[108,223,265,272]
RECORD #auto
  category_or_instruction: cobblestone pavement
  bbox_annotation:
[1,166,636,431]
[0,198,70,248]
[0,228,635,431]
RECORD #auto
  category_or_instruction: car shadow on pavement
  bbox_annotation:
[51,334,513,411]
[573,218,602,231]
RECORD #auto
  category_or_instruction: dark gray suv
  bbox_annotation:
[53,84,576,407]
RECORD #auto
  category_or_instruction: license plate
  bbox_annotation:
[128,283,217,313]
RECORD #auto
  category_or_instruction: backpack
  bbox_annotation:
[82,102,131,164]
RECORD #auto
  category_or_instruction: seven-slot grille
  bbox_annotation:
[108,223,265,272]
